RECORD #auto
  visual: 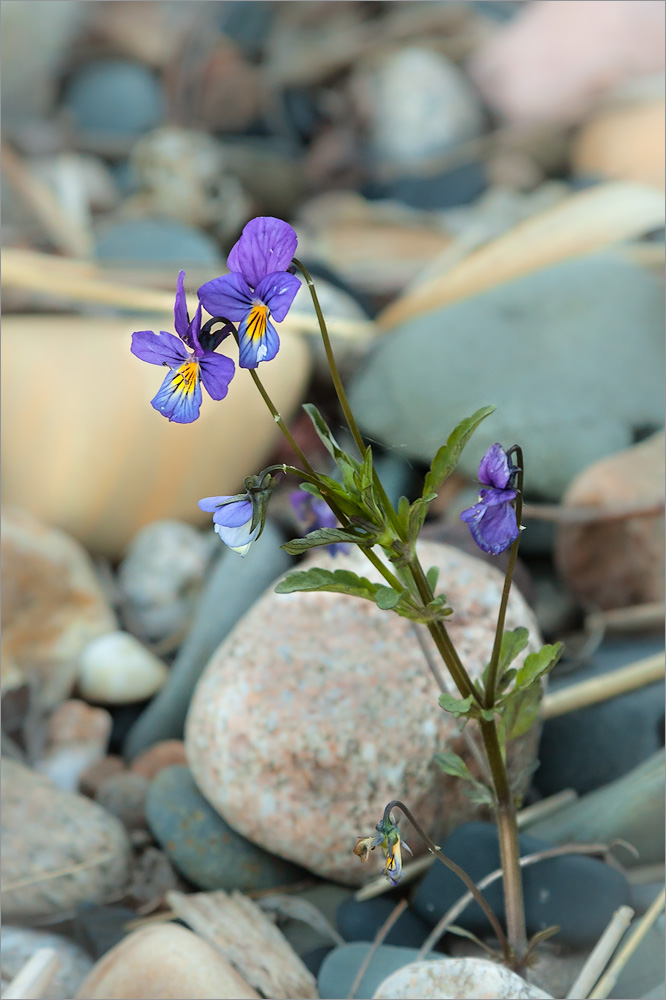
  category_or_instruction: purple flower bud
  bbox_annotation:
[460,444,519,555]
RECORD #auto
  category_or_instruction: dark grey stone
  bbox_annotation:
[349,255,665,500]
[145,765,305,892]
[412,822,631,947]
[73,904,138,959]
[337,897,432,948]
[536,637,666,796]
[64,60,165,136]
[365,160,487,210]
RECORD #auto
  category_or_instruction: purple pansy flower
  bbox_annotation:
[198,494,260,556]
[131,271,235,423]
[197,217,301,369]
[460,443,520,555]
[290,490,350,556]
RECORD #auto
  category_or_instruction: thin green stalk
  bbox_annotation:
[248,368,317,478]
[383,800,512,965]
[479,719,528,961]
[249,371,413,599]
[484,447,525,707]
[291,258,406,542]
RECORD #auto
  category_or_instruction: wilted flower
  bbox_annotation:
[353,814,412,887]
[198,217,301,369]
[290,490,350,556]
[131,271,235,423]
[199,471,279,556]
[460,443,519,555]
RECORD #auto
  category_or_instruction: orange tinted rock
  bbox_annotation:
[131,739,188,781]
[1,509,116,708]
[79,755,127,797]
[75,924,259,1000]
[555,432,665,610]
[573,99,665,190]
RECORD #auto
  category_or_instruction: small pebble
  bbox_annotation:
[94,772,149,830]
[130,740,188,782]
[64,59,165,137]
[78,631,169,705]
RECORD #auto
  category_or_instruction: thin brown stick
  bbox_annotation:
[353,789,578,902]
[541,654,665,719]
[347,900,408,1000]
[566,905,635,999]
[585,603,665,634]
[416,842,619,959]
[521,499,665,524]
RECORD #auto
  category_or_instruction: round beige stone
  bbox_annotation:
[373,957,552,999]
[185,541,543,884]
[75,924,259,1000]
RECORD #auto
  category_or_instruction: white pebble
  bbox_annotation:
[78,632,168,704]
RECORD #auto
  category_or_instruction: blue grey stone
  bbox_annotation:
[145,765,305,892]
[125,520,290,759]
[349,255,665,500]
[95,217,222,267]
[319,943,438,1000]
[412,822,631,948]
[536,637,666,796]
[64,60,165,136]
[526,751,665,868]
[337,897,431,948]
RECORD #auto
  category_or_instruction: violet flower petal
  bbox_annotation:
[131,330,189,367]
[460,497,519,555]
[227,217,298,288]
[150,362,202,423]
[212,499,253,528]
[174,270,190,342]
[198,272,254,322]
[198,494,235,513]
[254,271,301,323]
[198,351,235,401]
[214,518,261,556]
[479,443,513,490]
[238,308,280,368]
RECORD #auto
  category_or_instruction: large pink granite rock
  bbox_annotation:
[185,542,542,885]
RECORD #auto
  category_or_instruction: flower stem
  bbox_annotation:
[291,258,406,542]
[247,368,318,479]
[483,446,525,708]
[383,800,512,965]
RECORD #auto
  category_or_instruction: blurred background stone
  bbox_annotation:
[555,431,665,610]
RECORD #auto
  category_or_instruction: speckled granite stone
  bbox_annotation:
[185,542,543,884]
[1,758,132,920]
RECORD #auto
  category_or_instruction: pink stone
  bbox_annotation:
[185,542,543,885]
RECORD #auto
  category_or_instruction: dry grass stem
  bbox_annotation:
[566,905,635,999]
[587,889,665,999]
[541,654,665,719]
[2,948,60,1000]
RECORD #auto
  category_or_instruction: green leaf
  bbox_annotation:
[439,692,474,717]
[375,586,405,610]
[407,497,430,545]
[275,567,379,602]
[281,527,370,555]
[500,683,542,742]
[515,642,563,689]
[423,405,496,497]
[360,445,374,492]
[302,403,349,463]
[498,627,530,674]
[426,566,440,593]
[462,782,496,808]
[433,751,474,781]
